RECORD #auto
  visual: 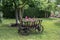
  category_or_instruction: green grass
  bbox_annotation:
[0,18,60,40]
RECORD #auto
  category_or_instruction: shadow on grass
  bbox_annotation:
[18,31,47,39]
[41,18,57,21]
[0,23,46,38]
[54,22,60,27]
[0,24,10,28]
[0,23,18,30]
[18,30,45,36]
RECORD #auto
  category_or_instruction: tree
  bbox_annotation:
[56,0,60,4]
[13,0,36,23]
[1,0,36,25]
[1,0,57,24]
[48,0,57,17]
[0,0,2,11]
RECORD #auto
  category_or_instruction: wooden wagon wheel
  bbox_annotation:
[18,25,30,35]
[34,20,44,33]
[36,25,44,33]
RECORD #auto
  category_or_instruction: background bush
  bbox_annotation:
[24,7,50,18]
[3,7,50,18]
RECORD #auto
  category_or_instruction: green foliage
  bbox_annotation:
[0,0,2,11]
[37,0,49,10]
[56,0,60,4]
[48,1,57,12]
[1,0,15,18]
[0,0,57,18]
[24,7,50,18]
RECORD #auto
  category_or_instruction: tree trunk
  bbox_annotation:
[22,8,24,18]
[47,13,48,18]
[15,9,19,24]
[13,0,19,25]
[18,8,23,24]
[45,12,46,18]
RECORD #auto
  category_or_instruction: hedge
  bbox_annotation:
[3,7,50,18]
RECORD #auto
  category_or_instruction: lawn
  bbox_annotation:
[0,18,60,40]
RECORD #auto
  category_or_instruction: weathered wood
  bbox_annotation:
[18,19,44,35]
[20,19,42,27]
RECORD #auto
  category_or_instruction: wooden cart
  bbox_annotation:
[18,19,44,35]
